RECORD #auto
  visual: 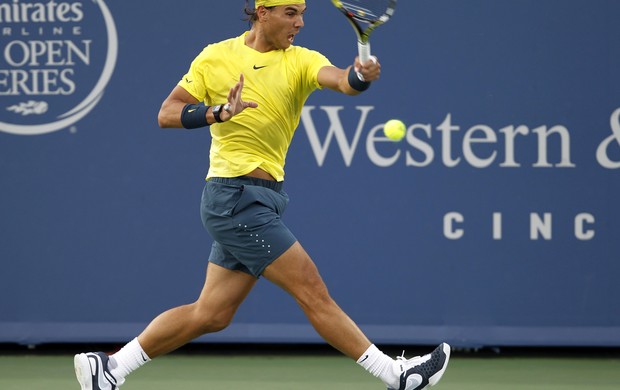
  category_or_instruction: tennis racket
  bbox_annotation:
[330,0,397,67]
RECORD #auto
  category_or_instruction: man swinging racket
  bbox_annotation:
[74,1,450,389]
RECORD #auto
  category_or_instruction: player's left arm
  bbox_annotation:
[318,57,381,95]
[158,74,257,128]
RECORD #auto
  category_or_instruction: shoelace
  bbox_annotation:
[396,350,423,362]
[395,349,436,376]
[395,350,426,374]
[395,350,412,360]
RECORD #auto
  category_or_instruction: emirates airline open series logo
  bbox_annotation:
[0,0,117,135]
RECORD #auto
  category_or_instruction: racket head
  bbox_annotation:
[332,0,397,37]
[331,0,397,65]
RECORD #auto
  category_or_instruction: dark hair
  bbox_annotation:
[243,1,273,25]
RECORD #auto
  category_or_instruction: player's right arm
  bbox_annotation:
[317,57,381,96]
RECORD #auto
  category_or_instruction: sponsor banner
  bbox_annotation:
[0,0,117,135]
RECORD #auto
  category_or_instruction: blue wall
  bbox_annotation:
[1,0,619,347]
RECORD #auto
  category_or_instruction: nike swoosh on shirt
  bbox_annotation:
[253,65,268,70]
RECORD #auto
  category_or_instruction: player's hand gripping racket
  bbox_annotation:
[331,0,397,80]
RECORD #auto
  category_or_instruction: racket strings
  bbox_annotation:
[339,0,393,22]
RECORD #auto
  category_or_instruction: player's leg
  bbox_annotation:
[137,261,257,357]
[262,241,371,358]
[74,262,257,390]
[262,241,450,390]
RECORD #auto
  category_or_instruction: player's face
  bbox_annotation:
[263,4,305,50]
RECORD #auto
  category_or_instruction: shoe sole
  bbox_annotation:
[427,343,451,387]
[74,353,94,390]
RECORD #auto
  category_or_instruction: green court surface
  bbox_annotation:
[1,350,619,390]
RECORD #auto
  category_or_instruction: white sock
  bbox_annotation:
[109,337,151,381]
[356,344,399,389]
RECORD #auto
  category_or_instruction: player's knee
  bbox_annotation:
[202,316,231,333]
[295,277,334,309]
[191,304,234,333]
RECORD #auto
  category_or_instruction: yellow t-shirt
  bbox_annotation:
[178,32,332,181]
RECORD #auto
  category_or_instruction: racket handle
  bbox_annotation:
[357,41,372,81]
[358,41,371,64]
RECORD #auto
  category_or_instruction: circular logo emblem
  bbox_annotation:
[0,0,118,135]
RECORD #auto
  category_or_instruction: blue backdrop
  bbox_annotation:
[1,0,619,348]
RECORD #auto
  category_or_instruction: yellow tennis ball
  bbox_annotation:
[383,119,406,141]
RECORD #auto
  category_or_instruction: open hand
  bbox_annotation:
[222,73,258,121]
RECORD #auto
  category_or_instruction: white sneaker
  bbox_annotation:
[74,352,124,390]
[388,343,451,390]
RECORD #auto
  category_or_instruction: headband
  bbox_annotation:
[255,0,305,7]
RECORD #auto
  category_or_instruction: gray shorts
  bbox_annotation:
[200,177,297,277]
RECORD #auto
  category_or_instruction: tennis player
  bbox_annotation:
[74,1,450,389]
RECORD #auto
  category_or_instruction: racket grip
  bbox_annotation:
[357,41,371,81]
[357,41,371,64]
